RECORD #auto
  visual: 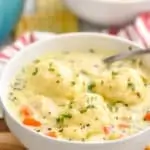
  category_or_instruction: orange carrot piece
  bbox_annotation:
[20,106,32,117]
[23,117,41,127]
[144,112,150,121]
[103,126,111,134]
[46,131,57,138]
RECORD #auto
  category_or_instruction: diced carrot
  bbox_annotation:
[23,117,41,127]
[103,126,111,134]
[20,105,32,117]
[46,131,57,138]
[144,112,150,121]
[118,124,130,128]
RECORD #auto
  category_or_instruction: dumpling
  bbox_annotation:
[93,67,146,105]
[56,93,111,140]
[57,93,111,128]
[25,59,89,99]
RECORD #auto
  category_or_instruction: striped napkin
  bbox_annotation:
[1,12,150,64]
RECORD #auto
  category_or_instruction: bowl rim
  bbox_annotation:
[1,32,149,145]
[83,0,148,4]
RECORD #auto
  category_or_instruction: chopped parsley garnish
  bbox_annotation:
[81,138,85,142]
[80,108,87,114]
[111,71,118,76]
[68,102,73,109]
[124,103,129,107]
[86,123,90,127]
[33,59,40,64]
[139,60,143,66]
[136,92,141,98]
[49,68,55,72]
[32,67,38,75]
[128,46,132,51]
[127,82,135,91]
[109,85,112,89]
[71,81,76,86]
[86,105,95,109]
[80,70,88,75]
[48,63,55,72]
[131,59,136,64]
[89,49,95,53]
[56,113,72,124]
[80,105,95,114]
[35,129,41,132]
[101,80,104,85]
[59,128,64,132]
[88,82,96,91]
[56,80,60,84]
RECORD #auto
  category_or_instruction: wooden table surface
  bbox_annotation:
[0,119,26,150]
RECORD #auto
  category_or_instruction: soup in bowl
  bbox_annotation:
[1,33,150,150]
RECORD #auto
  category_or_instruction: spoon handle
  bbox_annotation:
[103,49,150,64]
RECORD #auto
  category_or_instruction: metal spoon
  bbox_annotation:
[103,48,150,64]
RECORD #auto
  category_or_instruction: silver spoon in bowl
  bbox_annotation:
[103,48,150,64]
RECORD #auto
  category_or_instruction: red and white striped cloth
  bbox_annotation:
[1,12,150,64]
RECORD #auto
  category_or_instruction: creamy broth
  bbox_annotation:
[8,49,150,142]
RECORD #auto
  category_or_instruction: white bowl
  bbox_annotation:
[1,33,150,150]
[63,0,150,26]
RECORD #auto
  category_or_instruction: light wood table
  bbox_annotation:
[0,119,26,150]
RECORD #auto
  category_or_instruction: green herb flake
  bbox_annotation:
[56,113,72,124]
[111,71,118,76]
[32,67,38,76]
[139,60,143,66]
[33,59,40,64]
[59,128,64,132]
[95,117,98,120]
[86,123,90,127]
[49,68,55,72]
[81,138,85,142]
[62,113,72,118]
[68,102,73,109]
[71,81,76,86]
[80,108,87,114]
[48,63,55,72]
[107,104,113,111]
[127,82,135,91]
[56,117,64,124]
[56,80,60,84]
[88,82,96,91]
[109,85,112,89]
[101,80,104,85]
[57,74,61,77]
[136,92,141,98]
[128,46,132,51]
[86,105,95,109]
[80,70,88,75]
[131,59,136,64]
[89,49,95,53]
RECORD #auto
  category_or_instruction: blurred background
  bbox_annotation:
[1,0,150,46]
[1,0,85,45]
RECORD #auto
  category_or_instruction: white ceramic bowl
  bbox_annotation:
[63,0,150,26]
[1,33,150,150]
